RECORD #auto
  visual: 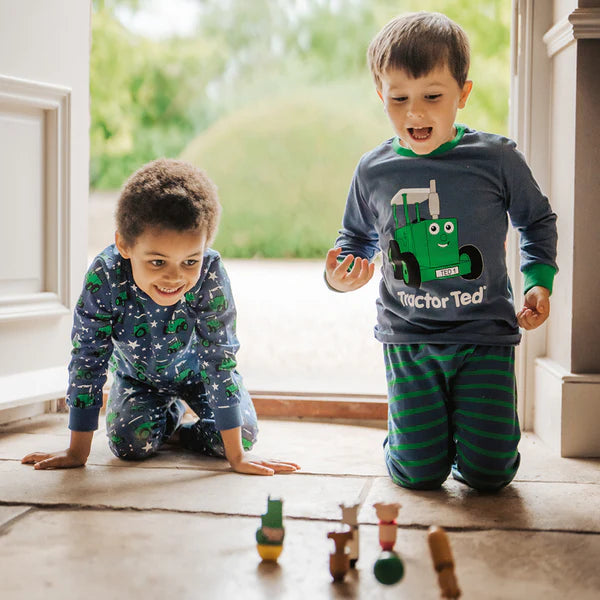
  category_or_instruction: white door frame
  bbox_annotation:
[0,0,91,423]
[508,0,553,431]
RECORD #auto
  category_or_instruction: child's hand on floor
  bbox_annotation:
[21,430,93,469]
[220,426,300,476]
[227,453,300,476]
[517,286,550,330]
[325,247,375,292]
[21,448,88,469]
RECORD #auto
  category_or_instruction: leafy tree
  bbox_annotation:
[91,0,512,257]
[90,3,226,188]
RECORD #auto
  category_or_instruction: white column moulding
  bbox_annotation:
[0,74,71,321]
[543,7,600,57]
[509,0,534,427]
[509,0,554,431]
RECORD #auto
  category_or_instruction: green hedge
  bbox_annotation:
[180,82,391,258]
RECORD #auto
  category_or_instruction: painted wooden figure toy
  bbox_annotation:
[427,526,461,599]
[256,496,285,562]
[327,529,353,582]
[373,502,401,550]
[340,503,360,567]
[372,502,404,585]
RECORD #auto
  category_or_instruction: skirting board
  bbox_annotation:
[0,366,67,412]
[534,358,600,457]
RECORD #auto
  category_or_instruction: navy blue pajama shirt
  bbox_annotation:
[67,245,257,459]
[331,126,558,490]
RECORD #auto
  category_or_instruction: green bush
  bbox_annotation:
[180,82,391,258]
[91,0,511,257]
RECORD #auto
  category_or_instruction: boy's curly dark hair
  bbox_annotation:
[116,158,221,247]
[367,12,470,89]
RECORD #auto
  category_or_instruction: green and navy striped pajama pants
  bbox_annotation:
[383,343,521,491]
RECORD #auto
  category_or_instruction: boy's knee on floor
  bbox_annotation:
[388,471,447,490]
[108,439,157,461]
[455,471,509,492]
[452,457,519,492]
[385,449,450,490]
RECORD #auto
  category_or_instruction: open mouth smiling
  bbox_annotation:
[155,285,184,296]
[408,127,432,141]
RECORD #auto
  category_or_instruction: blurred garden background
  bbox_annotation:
[91,0,511,259]
[89,0,511,395]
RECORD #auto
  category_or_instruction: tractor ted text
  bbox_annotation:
[398,286,487,309]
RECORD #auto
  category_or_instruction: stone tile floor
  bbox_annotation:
[1,414,599,599]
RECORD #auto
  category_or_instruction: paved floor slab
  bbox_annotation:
[2,415,600,599]
[0,505,31,528]
[362,477,600,532]
[1,509,598,600]
[517,433,600,484]
[0,431,232,472]
[0,418,389,476]
[0,414,73,436]
[4,416,600,483]
[1,460,367,520]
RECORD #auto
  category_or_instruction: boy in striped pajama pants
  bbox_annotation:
[383,344,520,490]
[325,12,557,491]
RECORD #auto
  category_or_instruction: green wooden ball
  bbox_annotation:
[373,551,405,585]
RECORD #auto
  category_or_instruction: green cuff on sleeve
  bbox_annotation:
[523,263,557,295]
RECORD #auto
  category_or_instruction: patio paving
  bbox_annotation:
[1,416,599,600]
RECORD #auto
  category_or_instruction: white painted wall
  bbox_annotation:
[547,42,577,370]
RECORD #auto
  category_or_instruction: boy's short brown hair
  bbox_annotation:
[367,12,470,89]
[116,158,221,247]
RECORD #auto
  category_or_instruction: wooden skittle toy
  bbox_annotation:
[327,529,353,582]
[427,525,461,599]
[256,496,285,562]
[373,502,401,551]
[340,503,360,567]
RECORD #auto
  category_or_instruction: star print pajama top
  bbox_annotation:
[67,245,254,452]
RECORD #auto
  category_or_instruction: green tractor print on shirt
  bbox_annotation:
[85,271,103,294]
[115,291,129,306]
[164,318,188,335]
[174,368,195,383]
[73,393,94,408]
[225,382,239,397]
[168,339,185,354]
[76,368,94,381]
[218,353,237,371]
[95,324,112,340]
[208,289,228,313]
[206,317,224,333]
[134,421,159,441]
[199,370,210,385]
[388,179,483,289]
[133,322,149,338]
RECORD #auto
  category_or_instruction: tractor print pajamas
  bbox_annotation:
[332,126,557,491]
[67,245,258,460]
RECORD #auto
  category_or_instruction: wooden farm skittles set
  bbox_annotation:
[255,496,461,598]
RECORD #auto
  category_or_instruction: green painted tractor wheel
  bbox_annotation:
[459,244,483,280]
[388,240,403,280]
[399,252,421,289]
